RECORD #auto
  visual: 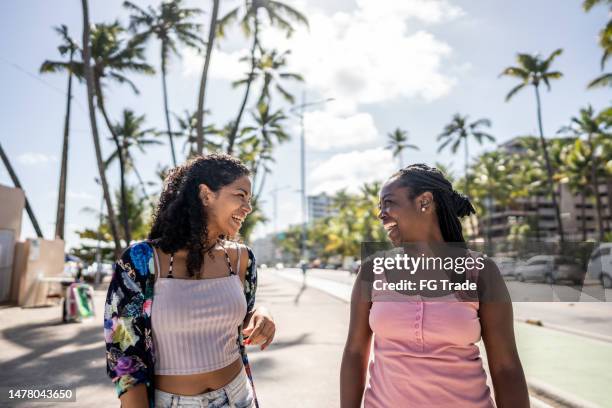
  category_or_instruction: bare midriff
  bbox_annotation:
[154,357,243,395]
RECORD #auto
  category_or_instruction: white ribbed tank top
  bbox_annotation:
[151,242,247,375]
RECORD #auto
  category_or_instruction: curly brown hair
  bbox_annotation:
[148,153,251,277]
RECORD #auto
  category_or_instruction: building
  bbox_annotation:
[307,192,337,224]
[478,136,611,243]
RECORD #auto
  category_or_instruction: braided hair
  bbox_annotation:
[148,154,251,277]
[390,163,476,244]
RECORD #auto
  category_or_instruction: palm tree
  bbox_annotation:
[174,109,222,159]
[105,109,161,203]
[80,0,122,254]
[559,106,611,239]
[40,25,79,240]
[560,140,594,241]
[227,47,303,154]
[583,0,612,88]
[500,49,566,243]
[196,0,220,155]
[218,0,309,151]
[437,114,495,197]
[123,0,204,166]
[385,128,419,168]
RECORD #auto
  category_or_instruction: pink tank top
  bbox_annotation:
[151,241,247,375]
[364,250,495,408]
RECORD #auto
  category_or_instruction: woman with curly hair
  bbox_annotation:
[340,164,529,408]
[104,153,275,408]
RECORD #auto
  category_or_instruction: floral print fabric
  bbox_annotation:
[104,241,259,407]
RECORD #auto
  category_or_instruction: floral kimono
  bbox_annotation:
[103,241,259,407]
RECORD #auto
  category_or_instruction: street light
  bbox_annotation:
[268,184,292,234]
[290,92,334,264]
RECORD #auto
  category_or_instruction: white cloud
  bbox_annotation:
[260,0,463,105]
[16,153,57,165]
[309,147,397,194]
[301,109,378,150]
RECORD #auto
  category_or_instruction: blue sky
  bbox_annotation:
[0,0,609,249]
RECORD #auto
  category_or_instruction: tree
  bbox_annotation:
[500,49,566,243]
[124,0,204,165]
[583,0,612,88]
[196,0,220,155]
[40,25,79,240]
[227,47,302,154]
[174,109,222,159]
[218,0,308,151]
[80,0,122,254]
[105,109,161,203]
[559,105,611,239]
[385,128,419,168]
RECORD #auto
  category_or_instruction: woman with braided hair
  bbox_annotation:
[340,164,528,407]
[104,153,274,408]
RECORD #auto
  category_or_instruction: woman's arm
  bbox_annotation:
[340,266,373,408]
[479,259,529,408]
[104,244,153,407]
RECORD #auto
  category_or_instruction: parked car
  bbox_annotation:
[587,243,612,288]
[275,262,284,270]
[490,256,517,279]
[514,255,584,284]
[83,262,113,278]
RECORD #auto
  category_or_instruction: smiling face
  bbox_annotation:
[200,175,253,239]
[377,177,435,245]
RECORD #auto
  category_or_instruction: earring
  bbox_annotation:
[421,207,426,212]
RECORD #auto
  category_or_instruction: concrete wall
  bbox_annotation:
[0,184,25,303]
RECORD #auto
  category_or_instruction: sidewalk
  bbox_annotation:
[0,271,349,407]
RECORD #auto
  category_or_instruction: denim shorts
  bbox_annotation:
[154,366,255,408]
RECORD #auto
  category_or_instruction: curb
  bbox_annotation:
[528,378,603,408]
[516,316,612,344]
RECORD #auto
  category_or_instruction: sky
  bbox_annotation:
[0,0,610,249]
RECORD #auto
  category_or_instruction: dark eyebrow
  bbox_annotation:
[237,188,251,197]
[381,193,393,201]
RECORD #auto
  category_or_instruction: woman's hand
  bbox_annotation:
[242,306,275,350]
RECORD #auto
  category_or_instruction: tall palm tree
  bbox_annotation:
[80,0,121,254]
[196,0,220,155]
[218,0,309,151]
[105,109,161,203]
[583,0,612,88]
[40,25,79,240]
[227,47,303,154]
[559,105,611,239]
[0,142,43,238]
[437,114,495,197]
[500,49,566,243]
[123,0,204,166]
[385,128,419,168]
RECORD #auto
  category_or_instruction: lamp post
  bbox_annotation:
[290,93,334,264]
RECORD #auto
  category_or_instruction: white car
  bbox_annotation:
[587,243,612,288]
[514,255,584,285]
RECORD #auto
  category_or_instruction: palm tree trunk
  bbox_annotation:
[534,194,541,241]
[464,139,476,240]
[81,0,122,258]
[534,84,565,244]
[607,178,612,232]
[161,48,177,166]
[582,192,587,241]
[94,78,131,245]
[196,0,220,155]
[54,58,73,240]
[227,19,259,155]
[81,0,122,256]
[0,141,44,238]
[587,133,605,240]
